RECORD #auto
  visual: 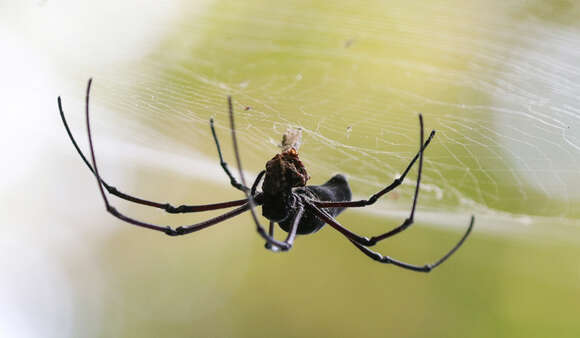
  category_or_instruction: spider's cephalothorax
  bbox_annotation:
[59,81,474,273]
[261,148,309,223]
[261,144,352,234]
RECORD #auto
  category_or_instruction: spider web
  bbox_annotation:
[46,0,580,233]
[5,3,580,338]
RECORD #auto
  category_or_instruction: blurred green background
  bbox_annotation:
[2,0,580,337]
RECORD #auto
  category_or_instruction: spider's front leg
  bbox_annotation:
[226,96,305,252]
[315,114,433,246]
[314,129,435,210]
[210,117,250,192]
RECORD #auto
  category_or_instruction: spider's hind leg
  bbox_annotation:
[350,216,475,272]
[210,117,248,192]
[309,200,475,272]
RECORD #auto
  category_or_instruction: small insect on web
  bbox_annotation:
[279,127,303,153]
[58,78,474,272]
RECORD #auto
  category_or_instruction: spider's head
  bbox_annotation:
[261,148,309,222]
[260,126,308,222]
[262,148,310,197]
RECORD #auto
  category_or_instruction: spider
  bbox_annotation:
[58,78,474,272]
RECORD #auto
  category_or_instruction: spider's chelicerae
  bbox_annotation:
[58,79,474,272]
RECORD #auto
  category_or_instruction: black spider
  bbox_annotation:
[58,78,474,272]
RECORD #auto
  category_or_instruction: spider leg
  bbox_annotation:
[109,200,251,236]
[58,89,251,214]
[82,78,252,236]
[249,170,290,251]
[210,117,248,192]
[313,122,435,210]
[264,204,304,252]
[316,114,429,246]
[310,198,474,271]
[281,204,303,249]
[265,221,277,251]
[250,170,266,195]
[227,96,299,251]
[306,201,374,245]
[349,216,474,272]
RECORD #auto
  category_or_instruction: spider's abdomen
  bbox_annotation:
[279,174,352,235]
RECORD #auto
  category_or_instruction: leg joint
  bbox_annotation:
[165,226,185,236]
[164,227,178,236]
[279,243,293,252]
[164,204,188,214]
[107,205,118,215]
[104,184,117,194]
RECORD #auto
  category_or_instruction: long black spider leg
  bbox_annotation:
[58,95,248,214]
[83,78,254,236]
[350,216,474,272]
[265,221,277,250]
[210,117,247,192]
[308,200,474,271]
[314,127,435,210]
[247,173,297,252]
[227,96,299,251]
[306,202,374,244]
[265,204,304,252]
[237,170,287,252]
[316,114,430,246]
